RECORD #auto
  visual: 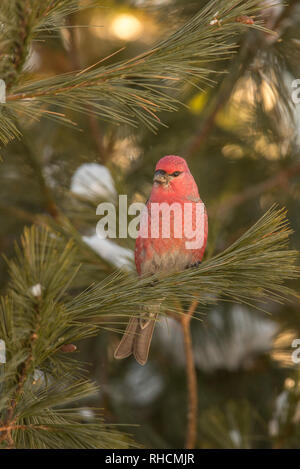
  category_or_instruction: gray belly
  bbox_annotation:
[140,246,194,276]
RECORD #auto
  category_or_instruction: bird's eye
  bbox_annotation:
[155,169,166,176]
[171,171,182,177]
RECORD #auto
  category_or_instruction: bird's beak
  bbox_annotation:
[153,171,169,185]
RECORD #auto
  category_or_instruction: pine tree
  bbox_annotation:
[0,0,300,449]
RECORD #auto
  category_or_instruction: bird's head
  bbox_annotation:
[152,155,198,199]
[153,155,189,186]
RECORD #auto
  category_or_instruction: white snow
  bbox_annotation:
[29,283,43,297]
[71,163,117,201]
[33,369,45,386]
[79,408,94,420]
[156,306,278,372]
[124,362,163,406]
[82,233,134,269]
[229,429,242,447]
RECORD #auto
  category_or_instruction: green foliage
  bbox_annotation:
[198,400,262,449]
[0,0,300,450]
[0,0,271,144]
[1,204,298,448]
[0,226,134,448]
[70,206,298,321]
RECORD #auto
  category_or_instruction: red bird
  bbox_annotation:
[114,155,208,365]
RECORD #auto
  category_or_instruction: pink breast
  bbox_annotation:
[135,200,208,276]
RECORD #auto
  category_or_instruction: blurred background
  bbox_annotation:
[1,0,300,448]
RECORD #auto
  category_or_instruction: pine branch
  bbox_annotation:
[0,137,116,273]
[0,1,97,88]
[198,400,260,448]
[66,206,299,325]
[181,300,199,449]
[0,225,135,449]
[184,0,298,158]
[0,0,98,144]
[0,0,275,144]
[0,206,298,447]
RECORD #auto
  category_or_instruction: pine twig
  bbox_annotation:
[184,1,295,158]
[0,0,271,144]
[181,299,199,449]
[0,225,136,449]
[183,38,258,158]
[0,327,39,448]
[5,1,30,91]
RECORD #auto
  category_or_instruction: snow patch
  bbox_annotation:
[71,163,117,201]
[83,233,133,269]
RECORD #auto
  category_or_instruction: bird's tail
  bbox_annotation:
[114,313,157,366]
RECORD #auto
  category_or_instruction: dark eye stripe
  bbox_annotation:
[154,169,182,177]
[154,169,166,176]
